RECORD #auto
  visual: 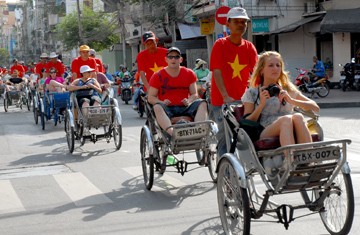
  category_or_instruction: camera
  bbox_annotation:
[265,84,280,97]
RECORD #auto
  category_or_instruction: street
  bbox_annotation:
[0,97,359,235]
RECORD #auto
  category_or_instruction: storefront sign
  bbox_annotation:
[252,19,269,33]
[201,17,215,35]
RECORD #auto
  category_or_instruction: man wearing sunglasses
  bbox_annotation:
[148,47,208,137]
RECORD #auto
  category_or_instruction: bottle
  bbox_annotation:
[166,155,177,165]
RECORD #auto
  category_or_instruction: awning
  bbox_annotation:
[178,23,202,39]
[268,15,323,35]
[320,8,360,34]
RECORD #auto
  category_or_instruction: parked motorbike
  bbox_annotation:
[339,59,360,91]
[119,76,134,104]
[295,68,330,98]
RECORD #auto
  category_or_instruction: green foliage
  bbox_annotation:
[0,48,10,65]
[55,7,120,51]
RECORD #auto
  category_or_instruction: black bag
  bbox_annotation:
[76,88,94,98]
[239,118,264,142]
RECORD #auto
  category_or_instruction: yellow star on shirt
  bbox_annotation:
[228,55,247,80]
[150,62,163,73]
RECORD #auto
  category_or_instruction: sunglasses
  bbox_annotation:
[167,55,181,60]
[50,71,56,74]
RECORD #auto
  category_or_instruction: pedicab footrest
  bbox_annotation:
[170,121,213,153]
[84,105,112,127]
[53,92,70,108]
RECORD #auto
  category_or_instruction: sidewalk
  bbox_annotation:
[312,89,360,108]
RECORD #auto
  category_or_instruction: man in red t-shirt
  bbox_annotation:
[148,47,207,135]
[46,52,65,78]
[210,7,258,157]
[71,45,98,82]
[35,53,48,80]
[136,31,168,91]
[89,49,105,73]
[10,59,25,78]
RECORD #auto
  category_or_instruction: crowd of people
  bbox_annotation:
[0,6,323,164]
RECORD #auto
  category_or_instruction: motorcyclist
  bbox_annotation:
[311,56,325,81]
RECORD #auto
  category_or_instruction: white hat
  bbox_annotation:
[80,65,95,74]
[40,53,48,58]
[89,49,96,55]
[195,59,207,69]
[49,52,58,58]
[124,71,130,76]
[227,7,250,21]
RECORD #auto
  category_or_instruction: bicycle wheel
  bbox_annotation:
[32,97,38,124]
[4,93,9,112]
[40,105,45,130]
[319,172,354,235]
[26,91,31,111]
[317,83,330,98]
[208,152,218,183]
[217,158,251,235]
[140,128,154,190]
[113,118,122,150]
[65,114,75,153]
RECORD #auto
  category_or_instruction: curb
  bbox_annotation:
[318,102,360,109]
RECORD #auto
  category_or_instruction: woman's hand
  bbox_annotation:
[278,89,292,105]
[259,88,268,107]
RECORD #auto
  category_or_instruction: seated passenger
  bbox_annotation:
[241,51,320,146]
[147,47,208,137]
[68,65,102,116]
[45,68,67,92]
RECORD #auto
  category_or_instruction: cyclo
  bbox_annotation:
[216,102,354,235]
[3,77,31,112]
[65,87,122,153]
[140,97,218,190]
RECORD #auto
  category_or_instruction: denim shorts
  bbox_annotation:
[77,95,101,108]
[156,99,206,119]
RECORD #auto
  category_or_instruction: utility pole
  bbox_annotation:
[76,0,84,44]
[117,2,126,67]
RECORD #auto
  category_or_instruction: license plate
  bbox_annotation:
[339,75,345,81]
[89,108,110,114]
[175,126,207,139]
[293,146,340,164]
[355,75,360,79]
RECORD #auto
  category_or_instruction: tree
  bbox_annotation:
[55,7,120,51]
[0,48,10,66]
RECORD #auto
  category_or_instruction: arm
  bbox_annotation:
[243,89,267,122]
[139,71,149,90]
[279,90,320,113]
[213,69,234,103]
[147,86,165,105]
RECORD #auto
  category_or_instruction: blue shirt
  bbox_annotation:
[313,60,325,77]
[105,72,113,81]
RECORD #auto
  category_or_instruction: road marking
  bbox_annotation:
[53,172,112,206]
[123,166,187,190]
[0,164,72,180]
[0,180,25,214]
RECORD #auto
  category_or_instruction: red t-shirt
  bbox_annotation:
[94,58,105,73]
[46,61,65,77]
[71,56,98,81]
[137,47,168,83]
[23,65,29,73]
[10,64,25,77]
[35,62,47,79]
[210,37,258,106]
[149,67,197,106]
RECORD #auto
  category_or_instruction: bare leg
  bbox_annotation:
[82,102,90,117]
[260,115,295,146]
[292,113,312,143]
[194,101,208,122]
[153,104,173,135]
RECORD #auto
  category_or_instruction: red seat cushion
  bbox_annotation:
[233,106,244,122]
[170,116,193,124]
[254,134,320,151]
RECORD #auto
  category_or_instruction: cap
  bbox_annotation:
[79,45,90,52]
[226,7,250,21]
[40,53,48,58]
[142,31,156,43]
[124,71,130,76]
[89,49,96,55]
[167,47,181,55]
[49,52,58,58]
[80,65,95,73]
[195,59,207,69]
[13,58,18,63]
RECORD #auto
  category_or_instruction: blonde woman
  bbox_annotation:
[241,51,320,146]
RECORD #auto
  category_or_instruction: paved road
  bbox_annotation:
[0,97,359,234]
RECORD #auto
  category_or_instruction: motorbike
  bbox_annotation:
[339,59,360,91]
[119,76,134,104]
[134,83,146,117]
[295,68,330,98]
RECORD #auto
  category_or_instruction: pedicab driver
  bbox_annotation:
[71,45,98,82]
[147,47,208,137]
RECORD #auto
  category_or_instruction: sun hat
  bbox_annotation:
[89,49,96,55]
[167,47,181,55]
[142,31,156,43]
[226,7,250,21]
[195,59,207,69]
[49,52,58,58]
[40,53,48,58]
[79,45,91,51]
[80,65,95,74]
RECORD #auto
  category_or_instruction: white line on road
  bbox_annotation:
[53,172,112,207]
[0,180,25,214]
